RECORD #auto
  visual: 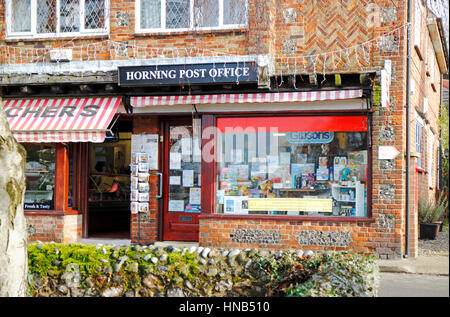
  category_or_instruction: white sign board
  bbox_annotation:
[378,146,400,160]
[380,60,391,109]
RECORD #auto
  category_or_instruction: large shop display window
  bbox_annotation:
[24,144,56,210]
[216,116,369,217]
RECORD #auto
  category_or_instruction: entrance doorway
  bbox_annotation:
[162,118,202,241]
[87,120,132,238]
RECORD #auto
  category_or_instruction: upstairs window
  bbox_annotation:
[136,0,248,33]
[415,118,424,169]
[6,0,109,39]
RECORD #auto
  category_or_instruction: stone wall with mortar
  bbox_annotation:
[27,242,379,297]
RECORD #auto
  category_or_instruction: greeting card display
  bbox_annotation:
[138,182,149,192]
[138,162,149,172]
[131,202,139,214]
[138,203,149,213]
[138,173,149,183]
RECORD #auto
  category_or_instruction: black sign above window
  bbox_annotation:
[118,62,258,86]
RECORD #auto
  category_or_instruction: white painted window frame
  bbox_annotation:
[135,0,248,34]
[415,114,424,169]
[6,0,110,40]
[414,0,422,48]
[428,128,434,187]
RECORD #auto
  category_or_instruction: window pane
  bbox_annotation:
[37,0,57,33]
[194,0,218,28]
[416,121,423,168]
[60,0,80,32]
[141,0,161,29]
[223,0,247,25]
[24,144,56,210]
[216,117,368,217]
[84,0,105,30]
[11,0,31,32]
[166,0,190,29]
[167,125,202,213]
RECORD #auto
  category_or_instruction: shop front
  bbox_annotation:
[128,82,373,251]
[4,96,129,243]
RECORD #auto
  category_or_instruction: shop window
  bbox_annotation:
[6,0,108,39]
[136,0,248,33]
[215,116,369,218]
[24,144,56,210]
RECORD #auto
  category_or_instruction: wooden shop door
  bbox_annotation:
[162,118,202,241]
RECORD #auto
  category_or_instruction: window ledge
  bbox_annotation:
[416,168,427,174]
[5,33,109,43]
[24,210,80,216]
[199,213,375,223]
[431,83,437,92]
[134,27,248,38]
[414,45,424,61]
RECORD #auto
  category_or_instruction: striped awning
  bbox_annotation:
[130,89,363,107]
[4,97,121,143]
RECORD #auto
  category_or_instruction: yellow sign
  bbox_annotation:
[248,198,332,212]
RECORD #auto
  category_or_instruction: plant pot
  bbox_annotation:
[439,222,444,232]
[419,222,440,240]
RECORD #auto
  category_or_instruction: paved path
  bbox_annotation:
[379,272,449,297]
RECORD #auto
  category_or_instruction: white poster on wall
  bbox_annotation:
[131,134,159,170]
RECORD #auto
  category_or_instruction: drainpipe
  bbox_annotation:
[405,0,412,258]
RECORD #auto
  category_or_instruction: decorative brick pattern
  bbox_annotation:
[297,230,352,247]
[379,126,396,142]
[116,11,129,27]
[378,214,395,229]
[379,184,396,200]
[230,228,281,245]
[380,35,398,53]
[379,159,395,170]
[282,39,297,55]
[381,7,398,23]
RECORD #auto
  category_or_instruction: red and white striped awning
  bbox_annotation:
[130,89,363,107]
[4,97,121,143]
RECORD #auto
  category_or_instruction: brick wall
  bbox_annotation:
[0,1,444,258]
[26,213,82,244]
[408,0,441,215]
[199,216,402,259]
[131,116,160,244]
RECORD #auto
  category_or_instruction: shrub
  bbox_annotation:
[418,192,448,223]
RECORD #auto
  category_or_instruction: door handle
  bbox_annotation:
[156,172,163,198]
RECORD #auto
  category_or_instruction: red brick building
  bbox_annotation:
[0,0,447,259]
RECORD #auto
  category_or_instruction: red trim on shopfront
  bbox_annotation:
[201,115,216,215]
[216,115,368,132]
[24,210,81,216]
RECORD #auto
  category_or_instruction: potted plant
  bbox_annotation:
[418,193,448,240]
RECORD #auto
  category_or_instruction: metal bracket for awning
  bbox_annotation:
[106,113,121,137]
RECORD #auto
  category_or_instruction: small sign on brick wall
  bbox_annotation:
[378,146,400,160]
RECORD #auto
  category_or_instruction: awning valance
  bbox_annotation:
[130,89,363,107]
[4,97,121,143]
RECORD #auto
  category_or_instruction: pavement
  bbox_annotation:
[377,255,449,297]
[376,255,449,276]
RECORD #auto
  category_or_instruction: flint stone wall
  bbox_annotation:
[27,242,379,297]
